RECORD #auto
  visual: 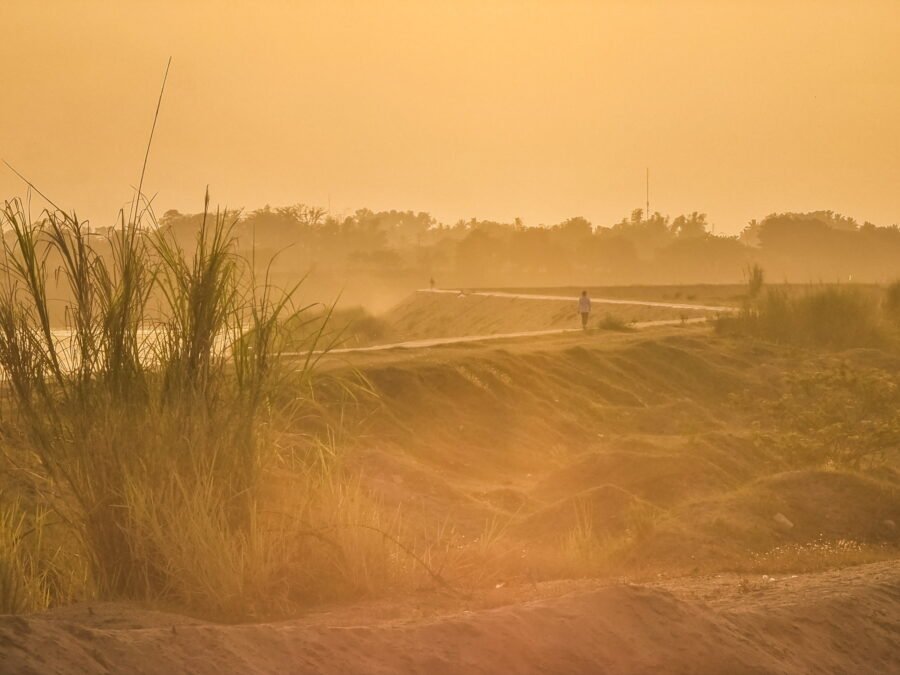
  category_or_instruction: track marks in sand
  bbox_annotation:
[3,561,899,674]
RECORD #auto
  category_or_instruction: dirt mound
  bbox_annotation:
[322,329,899,578]
[3,561,898,674]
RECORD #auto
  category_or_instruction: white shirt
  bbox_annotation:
[579,295,591,313]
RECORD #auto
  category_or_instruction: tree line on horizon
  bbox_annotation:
[155,205,900,298]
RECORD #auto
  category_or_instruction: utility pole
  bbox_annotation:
[645,167,650,219]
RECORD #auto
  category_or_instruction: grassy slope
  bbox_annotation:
[308,324,900,582]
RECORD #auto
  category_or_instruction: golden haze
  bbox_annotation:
[1,0,899,232]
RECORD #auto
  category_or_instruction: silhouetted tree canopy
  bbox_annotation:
[152,204,900,303]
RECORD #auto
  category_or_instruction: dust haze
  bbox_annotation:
[1,2,899,674]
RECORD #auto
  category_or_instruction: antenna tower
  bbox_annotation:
[645,167,650,219]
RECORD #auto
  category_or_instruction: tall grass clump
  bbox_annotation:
[718,285,887,349]
[0,195,312,613]
[745,263,765,299]
[884,280,900,327]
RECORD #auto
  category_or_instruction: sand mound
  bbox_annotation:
[3,561,898,674]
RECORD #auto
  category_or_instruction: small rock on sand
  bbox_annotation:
[773,513,794,530]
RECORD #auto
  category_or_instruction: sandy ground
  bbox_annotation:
[2,560,898,674]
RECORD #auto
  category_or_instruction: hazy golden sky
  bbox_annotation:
[2,0,899,233]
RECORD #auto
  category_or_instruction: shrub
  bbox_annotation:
[597,314,633,332]
[718,285,886,349]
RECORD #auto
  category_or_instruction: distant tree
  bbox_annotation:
[553,217,593,256]
[556,216,592,237]
[740,219,762,247]
[809,210,858,231]
[155,199,900,291]
[611,210,672,259]
[670,212,708,238]
[758,215,832,251]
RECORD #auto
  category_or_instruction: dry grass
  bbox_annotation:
[718,283,896,349]
[0,496,86,614]
[885,280,900,326]
[0,194,331,616]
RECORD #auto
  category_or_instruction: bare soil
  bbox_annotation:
[2,561,898,674]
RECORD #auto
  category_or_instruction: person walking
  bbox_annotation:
[578,290,591,330]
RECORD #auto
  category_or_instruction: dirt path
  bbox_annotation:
[421,288,738,313]
[3,561,898,674]
[317,317,708,355]
[302,287,731,356]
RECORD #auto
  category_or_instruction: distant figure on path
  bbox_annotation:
[579,290,591,330]
[430,276,435,290]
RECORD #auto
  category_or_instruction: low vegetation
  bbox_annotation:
[753,363,900,469]
[596,313,634,332]
[885,280,900,326]
[718,281,897,349]
[745,263,765,299]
